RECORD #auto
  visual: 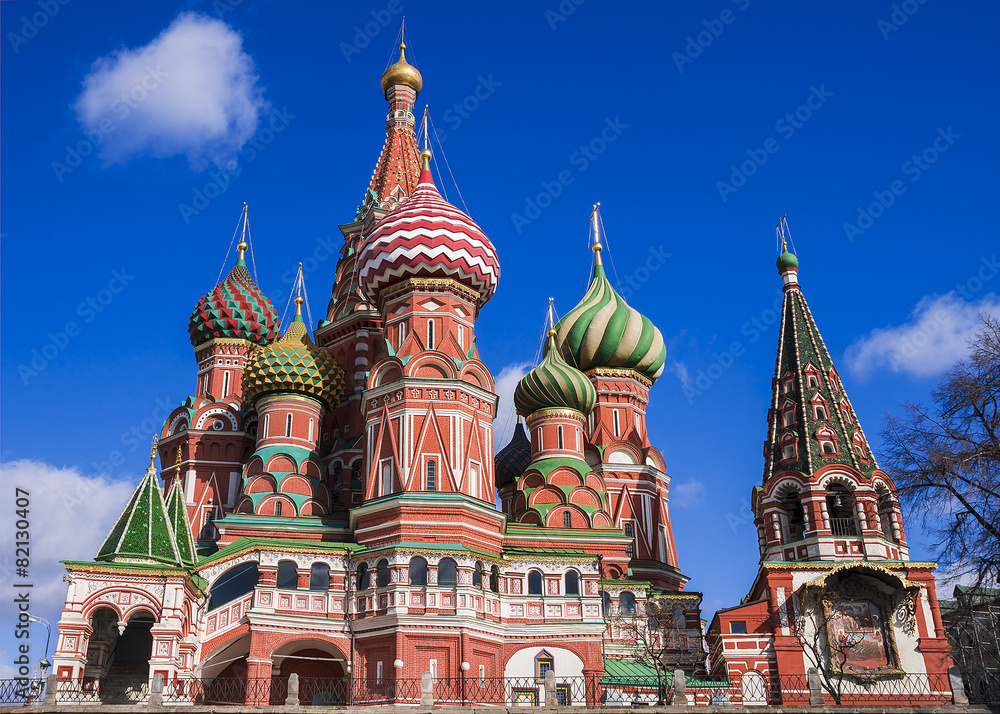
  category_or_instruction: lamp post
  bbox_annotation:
[27,615,52,704]
[460,662,470,706]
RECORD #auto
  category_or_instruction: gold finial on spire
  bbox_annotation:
[148,435,159,471]
[380,19,423,97]
[420,106,432,169]
[590,203,602,252]
[175,445,182,472]
[237,203,249,261]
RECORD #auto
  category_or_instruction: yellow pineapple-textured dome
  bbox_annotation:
[243,300,345,409]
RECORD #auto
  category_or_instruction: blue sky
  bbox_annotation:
[2,0,999,672]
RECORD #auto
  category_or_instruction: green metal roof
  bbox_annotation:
[96,466,183,566]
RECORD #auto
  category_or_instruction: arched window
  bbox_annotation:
[528,570,543,596]
[381,462,393,496]
[438,558,457,587]
[469,464,480,499]
[276,560,298,590]
[613,410,621,437]
[309,562,330,591]
[815,405,828,421]
[557,425,564,449]
[208,562,259,610]
[602,591,611,616]
[222,371,230,397]
[285,413,293,437]
[356,563,370,590]
[822,440,836,454]
[274,500,283,517]
[490,565,500,593]
[262,414,269,437]
[808,375,819,389]
[563,511,572,528]
[201,510,217,540]
[473,562,483,588]
[619,591,636,616]
[565,570,579,596]
[376,559,390,588]
[426,460,436,492]
[308,418,314,442]
[427,320,435,349]
[409,557,428,586]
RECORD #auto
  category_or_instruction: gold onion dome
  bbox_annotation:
[243,298,345,409]
[555,244,667,383]
[514,331,597,417]
[380,43,422,98]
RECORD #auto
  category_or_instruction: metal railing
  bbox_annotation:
[830,517,857,536]
[0,670,961,707]
[0,678,46,706]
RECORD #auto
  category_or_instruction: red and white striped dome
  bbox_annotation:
[359,164,500,307]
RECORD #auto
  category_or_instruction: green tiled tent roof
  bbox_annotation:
[164,480,198,565]
[763,250,879,483]
[97,463,183,567]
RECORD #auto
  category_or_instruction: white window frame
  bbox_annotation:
[285,413,293,437]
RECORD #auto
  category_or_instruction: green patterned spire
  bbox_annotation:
[764,251,878,483]
[555,228,667,382]
[243,297,346,409]
[97,440,183,566]
[514,331,597,416]
[164,452,197,565]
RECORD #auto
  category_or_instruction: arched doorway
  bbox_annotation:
[83,607,119,678]
[271,640,348,705]
[112,610,155,678]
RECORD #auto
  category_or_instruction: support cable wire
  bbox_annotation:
[429,114,470,215]
[214,206,245,286]
[597,209,624,295]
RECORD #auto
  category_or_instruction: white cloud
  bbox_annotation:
[669,361,691,387]
[670,480,705,508]
[0,461,137,646]
[492,361,533,454]
[844,293,1000,378]
[74,12,268,168]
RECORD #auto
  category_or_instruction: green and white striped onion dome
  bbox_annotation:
[555,246,666,383]
[514,332,597,417]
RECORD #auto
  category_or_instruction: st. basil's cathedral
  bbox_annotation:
[49,39,954,706]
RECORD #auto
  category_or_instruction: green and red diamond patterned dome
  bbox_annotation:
[189,250,280,348]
